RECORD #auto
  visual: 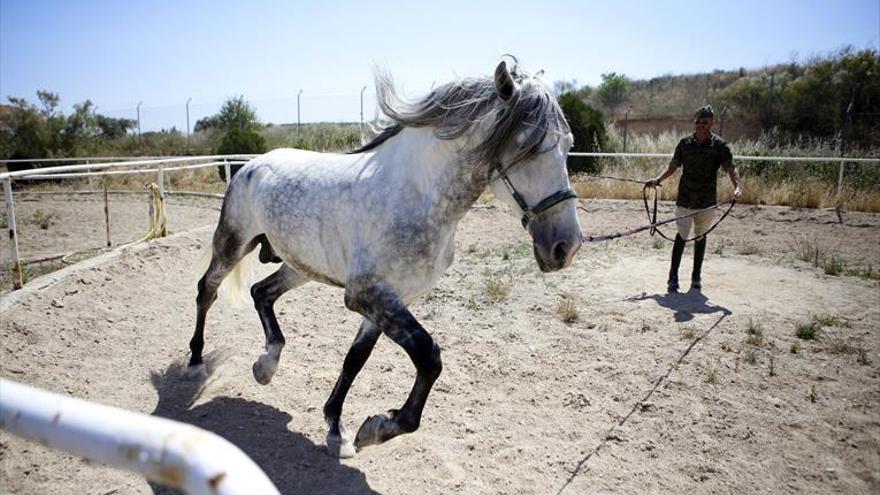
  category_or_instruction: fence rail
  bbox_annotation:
[568,152,880,163]
[0,379,280,495]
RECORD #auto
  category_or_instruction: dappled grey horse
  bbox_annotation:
[187,59,583,458]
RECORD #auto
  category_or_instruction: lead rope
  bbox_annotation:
[575,175,736,244]
[641,184,736,242]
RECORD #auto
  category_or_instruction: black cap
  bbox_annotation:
[694,105,714,120]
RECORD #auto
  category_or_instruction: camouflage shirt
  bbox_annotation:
[670,133,734,209]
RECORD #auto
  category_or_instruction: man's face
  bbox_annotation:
[694,116,714,138]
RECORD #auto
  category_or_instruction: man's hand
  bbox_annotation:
[645,177,661,188]
[733,186,742,200]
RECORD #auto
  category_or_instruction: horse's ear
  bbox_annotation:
[495,61,516,101]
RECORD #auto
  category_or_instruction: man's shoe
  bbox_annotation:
[667,277,679,293]
[691,278,702,290]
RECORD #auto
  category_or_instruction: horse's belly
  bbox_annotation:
[383,236,455,303]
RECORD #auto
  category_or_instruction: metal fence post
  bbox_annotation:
[136,101,143,136]
[186,97,192,138]
[837,90,857,201]
[103,177,111,247]
[224,160,232,185]
[360,85,367,139]
[623,106,632,153]
[297,89,303,136]
[157,163,165,199]
[4,178,23,289]
[86,159,94,192]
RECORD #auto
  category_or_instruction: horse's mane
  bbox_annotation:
[349,63,569,167]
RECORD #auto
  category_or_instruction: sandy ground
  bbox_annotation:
[1,193,878,494]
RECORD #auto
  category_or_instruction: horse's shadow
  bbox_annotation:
[148,356,380,495]
[626,289,732,322]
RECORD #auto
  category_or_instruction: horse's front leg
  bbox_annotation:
[343,280,443,450]
[323,318,381,458]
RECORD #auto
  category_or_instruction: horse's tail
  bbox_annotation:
[219,247,258,307]
[194,242,257,307]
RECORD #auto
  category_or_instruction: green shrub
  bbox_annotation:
[558,93,607,174]
[215,129,266,180]
[796,322,820,340]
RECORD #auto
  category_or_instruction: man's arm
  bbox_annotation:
[727,166,742,200]
[645,161,678,187]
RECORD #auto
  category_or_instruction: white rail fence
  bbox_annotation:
[1,155,254,289]
[0,379,280,495]
[2,152,879,290]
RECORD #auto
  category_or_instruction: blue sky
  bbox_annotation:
[2,0,878,131]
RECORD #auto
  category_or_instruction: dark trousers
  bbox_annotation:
[668,235,706,282]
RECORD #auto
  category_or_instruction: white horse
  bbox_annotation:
[188,59,583,458]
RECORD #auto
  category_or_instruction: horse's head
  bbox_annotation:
[487,60,583,272]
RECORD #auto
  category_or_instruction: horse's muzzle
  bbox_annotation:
[534,239,581,272]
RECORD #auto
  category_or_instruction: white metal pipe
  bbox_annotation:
[0,379,280,495]
[224,160,232,185]
[0,156,173,164]
[568,152,879,163]
[16,161,248,180]
[0,155,256,181]
[158,163,165,199]
[103,177,111,247]
[3,178,23,289]
[11,190,225,200]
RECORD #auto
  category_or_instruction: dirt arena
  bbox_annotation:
[1,193,878,494]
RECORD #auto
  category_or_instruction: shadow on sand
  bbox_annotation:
[626,288,732,322]
[148,356,380,495]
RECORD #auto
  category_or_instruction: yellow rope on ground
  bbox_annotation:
[146,183,167,240]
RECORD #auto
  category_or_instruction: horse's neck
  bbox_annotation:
[378,127,488,222]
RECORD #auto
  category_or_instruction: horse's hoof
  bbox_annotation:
[326,429,357,459]
[252,354,278,385]
[354,412,402,449]
[186,364,208,381]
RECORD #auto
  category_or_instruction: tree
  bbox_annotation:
[558,93,607,174]
[554,79,578,96]
[2,96,49,170]
[215,128,266,180]
[211,96,265,179]
[62,100,102,153]
[217,96,261,132]
[596,72,630,119]
[96,115,136,140]
[194,115,221,133]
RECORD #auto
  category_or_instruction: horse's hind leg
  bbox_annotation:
[188,233,257,380]
[323,318,381,458]
[188,256,233,380]
[250,264,308,385]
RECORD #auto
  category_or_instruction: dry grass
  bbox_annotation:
[483,271,512,302]
[556,291,579,323]
[745,319,764,347]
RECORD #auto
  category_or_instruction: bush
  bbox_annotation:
[215,129,266,181]
[558,93,607,174]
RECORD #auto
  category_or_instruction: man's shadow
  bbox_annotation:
[626,289,732,322]
[148,356,381,495]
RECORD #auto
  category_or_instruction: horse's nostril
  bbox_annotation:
[552,242,568,264]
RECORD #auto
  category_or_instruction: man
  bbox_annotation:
[645,105,742,292]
